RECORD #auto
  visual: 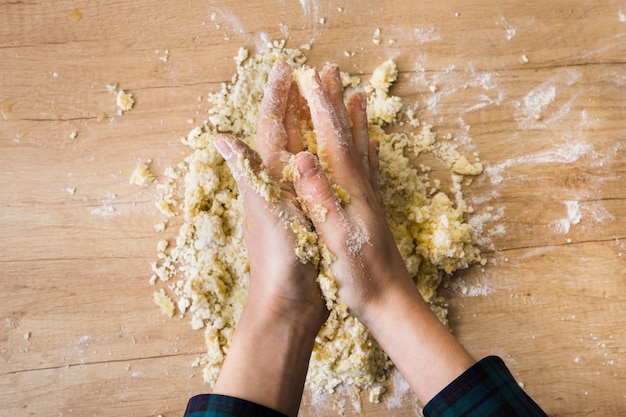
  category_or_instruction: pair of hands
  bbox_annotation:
[215,60,410,330]
[212,60,474,417]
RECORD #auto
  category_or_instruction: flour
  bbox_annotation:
[552,200,582,235]
[384,369,413,409]
[521,84,556,122]
[91,193,122,218]
[412,27,442,43]
[497,15,517,40]
[467,205,506,250]
[485,140,593,185]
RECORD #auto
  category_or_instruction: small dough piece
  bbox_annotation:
[116,89,135,113]
[129,162,154,186]
[154,289,176,317]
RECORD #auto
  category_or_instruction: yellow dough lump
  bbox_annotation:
[149,40,483,399]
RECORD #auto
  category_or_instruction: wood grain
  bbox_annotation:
[1,1,624,416]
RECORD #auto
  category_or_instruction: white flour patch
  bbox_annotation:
[552,200,582,234]
[73,335,108,346]
[461,93,500,114]
[616,239,625,258]
[465,66,499,91]
[497,15,517,40]
[279,22,289,38]
[75,335,95,346]
[470,189,500,206]
[91,198,121,218]
[414,63,504,119]
[613,139,626,156]
[460,281,494,297]
[515,70,581,128]
[208,9,250,42]
[584,201,614,225]
[468,205,506,250]
[619,9,626,22]
[384,369,413,409]
[297,0,321,37]
[455,116,474,145]
[485,141,593,185]
[522,84,556,120]
[413,27,442,43]
[538,93,581,128]
[449,274,494,297]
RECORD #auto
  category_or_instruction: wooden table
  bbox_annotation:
[1,1,624,416]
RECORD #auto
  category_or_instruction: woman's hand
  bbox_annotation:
[290,64,415,325]
[290,65,475,403]
[211,61,327,417]
[214,60,328,331]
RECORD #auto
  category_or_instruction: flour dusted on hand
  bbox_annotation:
[148,40,483,398]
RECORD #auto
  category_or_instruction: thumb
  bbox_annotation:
[214,134,280,203]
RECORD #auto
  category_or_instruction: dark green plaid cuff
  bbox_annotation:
[424,356,548,417]
[184,394,289,417]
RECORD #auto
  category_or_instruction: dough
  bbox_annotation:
[148,40,483,398]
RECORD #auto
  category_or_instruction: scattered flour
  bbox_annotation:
[412,27,442,43]
[515,69,582,129]
[485,140,593,185]
[520,84,556,123]
[91,193,121,218]
[497,15,517,40]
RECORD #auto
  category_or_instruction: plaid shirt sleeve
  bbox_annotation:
[423,356,548,417]
[183,394,289,417]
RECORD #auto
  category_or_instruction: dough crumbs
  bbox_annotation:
[154,289,176,317]
[366,60,403,125]
[116,90,135,114]
[129,162,155,186]
[107,83,135,114]
[148,41,483,397]
[373,28,382,45]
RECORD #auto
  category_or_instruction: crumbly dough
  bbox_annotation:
[129,162,155,186]
[148,40,482,399]
[116,90,135,113]
[107,83,135,114]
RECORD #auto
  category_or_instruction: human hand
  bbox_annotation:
[214,61,328,331]
[211,61,329,416]
[290,64,416,325]
[291,64,475,403]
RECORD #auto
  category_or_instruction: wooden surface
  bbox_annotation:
[1,1,625,416]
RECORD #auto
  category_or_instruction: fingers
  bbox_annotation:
[346,91,369,173]
[257,60,295,179]
[320,64,351,135]
[294,68,352,177]
[214,134,279,203]
[296,66,379,202]
[292,152,343,236]
[369,139,381,197]
[284,81,305,155]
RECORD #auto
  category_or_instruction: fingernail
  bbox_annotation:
[356,91,367,111]
[295,152,318,180]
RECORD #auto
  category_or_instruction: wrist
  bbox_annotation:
[213,296,322,417]
[244,292,325,343]
[361,281,475,403]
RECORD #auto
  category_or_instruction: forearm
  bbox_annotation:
[212,297,319,417]
[365,281,475,404]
